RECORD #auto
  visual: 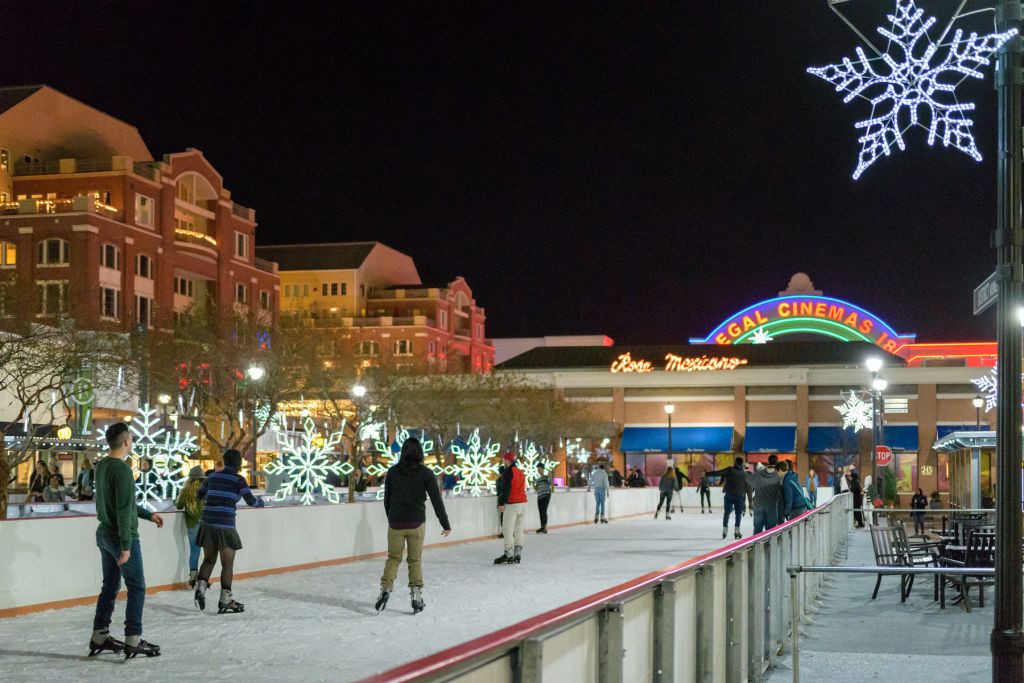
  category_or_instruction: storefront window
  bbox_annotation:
[936,453,949,493]
[980,449,995,507]
[809,454,858,490]
[894,453,917,493]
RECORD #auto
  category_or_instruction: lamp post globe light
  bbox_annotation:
[157,392,172,428]
[351,384,367,399]
[246,364,266,382]
[865,356,883,374]
[973,395,984,428]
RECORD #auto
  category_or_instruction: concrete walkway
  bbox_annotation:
[768,527,993,682]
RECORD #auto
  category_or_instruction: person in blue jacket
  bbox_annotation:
[782,461,810,520]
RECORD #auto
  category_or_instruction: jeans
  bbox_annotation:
[537,495,550,529]
[723,493,745,529]
[594,487,607,518]
[94,527,146,637]
[699,488,711,509]
[913,511,926,534]
[655,492,672,513]
[753,506,778,534]
[381,524,426,590]
[186,525,201,571]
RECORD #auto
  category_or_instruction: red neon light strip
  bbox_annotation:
[359,505,824,683]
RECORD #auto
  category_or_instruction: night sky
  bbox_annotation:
[1,1,1004,343]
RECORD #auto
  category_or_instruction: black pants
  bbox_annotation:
[537,495,550,529]
[852,492,864,527]
[699,489,711,509]
[656,491,672,513]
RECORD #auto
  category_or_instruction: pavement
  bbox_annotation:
[767,526,993,682]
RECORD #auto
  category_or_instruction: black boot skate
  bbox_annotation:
[494,551,515,565]
[513,546,522,564]
[411,587,425,614]
[217,588,244,614]
[123,638,160,660]
[87,634,123,657]
[375,586,390,613]
[194,579,208,611]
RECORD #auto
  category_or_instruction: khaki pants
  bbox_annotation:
[380,524,426,591]
[502,502,526,552]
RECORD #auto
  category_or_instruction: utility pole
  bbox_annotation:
[992,2,1024,679]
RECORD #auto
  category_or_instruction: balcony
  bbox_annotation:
[173,228,218,248]
[12,155,156,180]
[367,287,438,300]
[254,257,276,274]
[289,314,437,329]
[232,202,254,221]
[1,195,118,219]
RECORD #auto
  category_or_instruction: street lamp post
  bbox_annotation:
[865,357,884,498]
[664,403,675,466]
[973,395,984,429]
[157,393,171,429]
[245,364,266,478]
[993,3,1024,676]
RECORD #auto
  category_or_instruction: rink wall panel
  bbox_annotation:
[0,488,659,615]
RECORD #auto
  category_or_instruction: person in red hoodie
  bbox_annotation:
[494,451,528,565]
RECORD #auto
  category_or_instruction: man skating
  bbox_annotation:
[705,457,753,539]
[89,422,164,660]
[697,475,712,513]
[494,451,527,564]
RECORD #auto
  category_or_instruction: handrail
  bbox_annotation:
[362,495,848,683]
[848,508,994,513]
[788,564,995,576]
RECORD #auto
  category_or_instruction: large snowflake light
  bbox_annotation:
[808,0,1016,179]
[834,393,874,431]
[128,405,199,510]
[518,440,559,490]
[449,429,501,496]
[969,365,1024,414]
[265,417,350,505]
[367,429,435,500]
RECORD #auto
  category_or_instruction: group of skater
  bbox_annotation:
[87,422,264,660]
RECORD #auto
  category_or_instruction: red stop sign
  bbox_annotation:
[875,445,893,467]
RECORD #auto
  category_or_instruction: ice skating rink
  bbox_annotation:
[0,510,738,682]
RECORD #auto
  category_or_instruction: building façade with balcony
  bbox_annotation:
[0,85,277,332]
[257,241,495,374]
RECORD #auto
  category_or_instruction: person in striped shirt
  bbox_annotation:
[193,449,264,614]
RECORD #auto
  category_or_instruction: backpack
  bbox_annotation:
[788,476,813,510]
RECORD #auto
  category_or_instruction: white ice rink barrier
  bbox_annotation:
[361,492,852,683]
[0,487,660,615]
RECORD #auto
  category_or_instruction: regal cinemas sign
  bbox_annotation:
[689,295,916,352]
[610,352,748,373]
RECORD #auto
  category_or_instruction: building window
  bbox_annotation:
[174,276,194,298]
[135,295,153,327]
[355,340,380,357]
[235,232,249,260]
[302,284,309,297]
[331,283,339,296]
[259,290,270,310]
[439,309,448,328]
[176,179,195,204]
[475,323,483,339]
[37,238,70,266]
[0,149,8,171]
[99,287,120,319]
[394,339,413,356]
[341,283,347,295]
[284,284,291,297]
[235,283,247,304]
[322,283,328,296]
[0,240,15,267]
[359,284,365,297]
[36,280,68,315]
[136,254,152,279]
[135,193,154,227]
[100,243,120,270]
[428,340,437,356]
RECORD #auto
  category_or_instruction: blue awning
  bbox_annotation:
[807,426,857,453]
[882,425,918,451]
[937,424,987,439]
[743,426,796,453]
[619,426,733,453]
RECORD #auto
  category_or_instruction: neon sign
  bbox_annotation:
[690,295,915,352]
[610,352,748,373]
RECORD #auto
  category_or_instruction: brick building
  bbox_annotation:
[0,85,278,331]
[257,241,495,373]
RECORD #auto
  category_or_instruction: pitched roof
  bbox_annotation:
[255,242,378,271]
[0,85,42,116]
[495,341,905,371]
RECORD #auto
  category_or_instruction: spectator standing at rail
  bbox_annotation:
[911,488,929,535]
[77,457,95,501]
[849,470,865,528]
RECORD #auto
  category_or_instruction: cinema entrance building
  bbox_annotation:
[496,275,996,503]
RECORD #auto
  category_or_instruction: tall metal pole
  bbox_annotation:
[667,412,673,464]
[870,391,878,499]
[993,2,1024,678]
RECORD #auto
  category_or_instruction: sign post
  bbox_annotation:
[974,270,999,316]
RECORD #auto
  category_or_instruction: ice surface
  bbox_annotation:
[0,510,738,682]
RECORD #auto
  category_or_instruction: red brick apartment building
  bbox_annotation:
[256,242,495,373]
[0,86,278,330]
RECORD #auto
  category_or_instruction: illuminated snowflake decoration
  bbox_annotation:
[266,417,350,505]
[367,429,435,500]
[566,440,591,465]
[254,401,286,432]
[808,0,1016,179]
[449,429,501,496]
[518,440,559,490]
[751,327,773,344]
[834,393,874,432]
[969,366,1023,414]
[129,404,199,510]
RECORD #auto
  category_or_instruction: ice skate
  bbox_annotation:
[194,578,208,611]
[123,638,160,660]
[375,586,390,613]
[722,527,727,539]
[513,545,522,564]
[593,515,599,524]
[537,527,547,534]
[666,514,671,520]
[600,517,608,524]
[187,570,198,589]
[217,588,244,614]
[411,586,425,613]
[87,634,123,657]
[494,550,515,565]
[734,529,742,539]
